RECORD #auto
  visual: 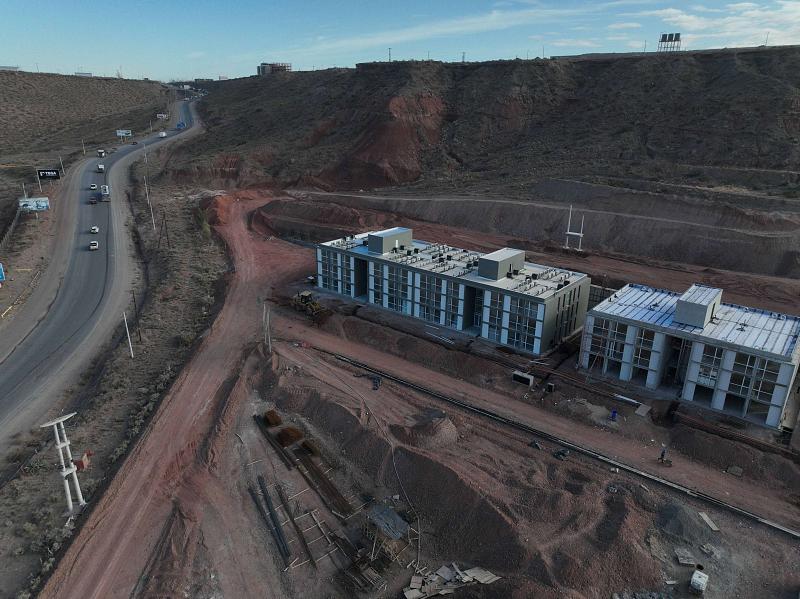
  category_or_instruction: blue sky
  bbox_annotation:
[2,1,799,80]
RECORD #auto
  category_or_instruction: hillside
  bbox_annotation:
[171,46,800,191]
[0,71,170,230]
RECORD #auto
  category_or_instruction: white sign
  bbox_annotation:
[156,113,169,120]
[19,197,50,212]
[116,129,132,137]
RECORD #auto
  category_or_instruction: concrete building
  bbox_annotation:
[316,228,590,355]
[580,283,800,430]
[257,62,292,76]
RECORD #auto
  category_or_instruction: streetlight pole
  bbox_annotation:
[144,175,156,232]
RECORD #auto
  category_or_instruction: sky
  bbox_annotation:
[1,0,799,80]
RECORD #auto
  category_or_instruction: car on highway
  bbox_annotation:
[89,196,97,205]
[90,226,99,234]
[89,241,99,251]
[89,183,98,190]
[131,141,138,145]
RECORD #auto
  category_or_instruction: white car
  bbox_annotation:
[89,241,99,251]
[90,226,99,234]
[89,183,98,190]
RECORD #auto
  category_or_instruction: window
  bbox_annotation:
[418,274,442,323]
[370,263,383,305]
[697,345,724,387]
[633,329,654,369]
[342,257,353,296]
[386,265,409,312]
[507,297,538,352]
[486,292,504,341]
[319,249,339,291]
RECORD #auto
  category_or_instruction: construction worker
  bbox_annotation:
[659,444,667,463]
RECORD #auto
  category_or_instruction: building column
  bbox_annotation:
[500,295,510,345]
[456,284,465,330]
[681,342,705,401]
[439,280,448,326]
[481,292,490,339]
[405,270,414,314]
[381,265,388,309]
[367,261,375,304]
[711,350,736,411]
[645,332,667,390]
[579,315,594,369]
[768,363,795,428]
[533,305,545,356]
[413,273,421,318]
[619,325,638,382]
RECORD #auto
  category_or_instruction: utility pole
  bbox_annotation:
[81,138,86,155]
[123,311,134,358]
[143,175,156,231]
[22,182,27,198]
[131,290,142,341]
[149,119,153,133]
[388,48,392,62]
[59,155,65,176]
[34,167,42,193]
[462,52,465,62]
[262,302,272,354]
[643,40,647,52]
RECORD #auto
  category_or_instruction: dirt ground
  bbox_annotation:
[0,147,227,598]
[40,193,800,599]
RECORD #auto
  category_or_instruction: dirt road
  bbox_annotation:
[43,191,800,599]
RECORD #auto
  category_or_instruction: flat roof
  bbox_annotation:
[369,226,410,238]
[592,284,800,361]
[321,231,587,301]
[482,248,524,262]
[679,284,721,306]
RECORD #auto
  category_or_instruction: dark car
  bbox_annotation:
[131,141,138,145]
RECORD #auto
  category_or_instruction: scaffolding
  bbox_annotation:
[40,413,86,515]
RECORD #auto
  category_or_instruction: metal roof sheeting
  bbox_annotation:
[679,284,721,306]
[592,284,800,361]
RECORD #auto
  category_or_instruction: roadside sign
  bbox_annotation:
[115,129,133,137]
[37,169,60,180]
[0,263,5,283]
[156,113,169,120]
[18,197,50,212]
[176,121,186,130]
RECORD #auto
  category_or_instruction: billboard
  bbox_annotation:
[37,169,60,180]
[156,113,169,120]
[18,197,50,212]
[116,129,133,137]
[0,263,5,283]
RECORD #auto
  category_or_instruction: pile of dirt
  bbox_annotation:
[200,194,235,225]
[389,409,459,449]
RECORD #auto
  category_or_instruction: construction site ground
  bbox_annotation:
[41,191,800,599]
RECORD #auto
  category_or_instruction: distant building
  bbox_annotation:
[194,78,213,84]
[580,283,800,430]
[257,62,291,76]
[317,227,589,355]
[0,65,20,71]
[74,72,93,77]
[218,75,229,81]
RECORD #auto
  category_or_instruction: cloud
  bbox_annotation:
[607,34,632,40]
[637,2,800,48]
[608,22,642,29]
[186,51,206,60]
[551,38,601,47]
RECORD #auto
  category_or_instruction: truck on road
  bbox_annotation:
[100,185,110,200]
[97,149,106,157]
[97,164,105,173]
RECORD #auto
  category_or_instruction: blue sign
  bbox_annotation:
[176,121,186,130]
[0,263,5,282]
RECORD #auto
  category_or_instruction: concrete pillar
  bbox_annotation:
[456,284,465,330]
[645,331,667,390]
[413,273,421,318]
[579,314,594,369]
[367,262,375,304]
[768,363,795,428]
[500,295,510,345]
[316,248,323,289]
[381,265,388,309]
[481,294,490,339]
[405,269,414,314]
[619,325,638,382]
[681,341,704,401]
[439,280,448,326]
[711,349,736,411]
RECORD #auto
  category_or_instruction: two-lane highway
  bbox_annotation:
[0,100,197,451]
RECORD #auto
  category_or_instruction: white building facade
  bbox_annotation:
[580,283,800,430]
[317,228,590,356]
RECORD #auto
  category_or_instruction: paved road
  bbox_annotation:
[0,100,197,450]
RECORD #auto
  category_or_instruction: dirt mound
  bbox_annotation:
[200,194,234,225]
[389,409,459,449]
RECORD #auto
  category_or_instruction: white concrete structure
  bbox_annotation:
[40,413,86,514]
[580,283,800,430]
[317,228,590,355]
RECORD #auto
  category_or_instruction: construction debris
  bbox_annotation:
[276,426,304,447]
[674,547,697,566]
[698,512,719,532]
[402,562,500,597]
[264,409,282,426]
